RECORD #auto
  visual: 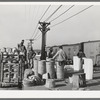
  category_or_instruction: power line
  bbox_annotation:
[30,22,38,39]
[25,5,26,21]
[29,5,31,20]
[30,6,40,39]
[35,34,42,40]
[31,6,37,23]
[40,5,51,21]
[45,5,62,22]
[34,30,41,40]
[31,5,51,39]
[50,5,93,28]
[33,29,40,39]
[50,5,74,22]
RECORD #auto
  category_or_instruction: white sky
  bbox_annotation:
[0,3,100,49]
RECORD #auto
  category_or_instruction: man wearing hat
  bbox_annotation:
[47,47,54,58]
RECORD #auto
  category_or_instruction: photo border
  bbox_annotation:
[0,0,100,99]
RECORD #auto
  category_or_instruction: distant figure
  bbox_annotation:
[53,46,67,66]
[8,48,13,55]
[7,48,14,62]
[77,49,86,58]
[18,40,27,62]
[13,47,19,55]
[1,48,8,63]
[40,50,47,60]
[27,46,36,68]
[77,49,86,69]
[47,47,54,58]
[18,40,27,79]
[2,48,8,55]
[13,47,19,62]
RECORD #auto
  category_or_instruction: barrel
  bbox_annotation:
[83,58,93,80]
[38,60,46,77]
[33,60,38,76]
[46,58,55,79]
[45,79,55,89]
[73,56,81,71]
[56,62,64,79]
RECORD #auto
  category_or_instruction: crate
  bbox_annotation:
[72,73,86,89]
[0,62,20,87]
[0,53,25,88]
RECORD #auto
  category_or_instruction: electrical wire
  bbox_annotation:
[25,5,26,21]
[50,5,93,28]
[36,34,42,40]
[50,5,74,22]
[29,5,31,20]
[33,29,40,39]
[39,5,51,21]
[30,6,40,39]
[31,6,36,22]
[45,5,62,22]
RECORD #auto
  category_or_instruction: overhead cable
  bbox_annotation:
[50,5,74,22]
[40,5,51,21]
[31,5,51,39]
[50,5,93,28]
[45,5,62,22]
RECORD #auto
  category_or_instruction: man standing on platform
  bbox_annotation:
[18,40,27,80]
[77,49,86,70]
[27,46,36,68]
[52,46,67,66]
[47,47,54,58]
[77,49,86,59]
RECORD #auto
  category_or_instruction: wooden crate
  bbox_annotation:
[0,62,20,87]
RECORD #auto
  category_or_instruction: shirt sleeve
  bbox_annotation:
[53,51,59,59]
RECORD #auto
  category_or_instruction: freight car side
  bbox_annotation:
[84,41,100,66]
[62,44,80,60]
[46,40,100,66]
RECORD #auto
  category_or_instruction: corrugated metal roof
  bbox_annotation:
[46,40,100,48]
[83,40,100,44]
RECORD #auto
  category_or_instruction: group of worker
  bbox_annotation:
[0,40,36,67]
[23,45,86,87]
[47,46,86,66]
[23,45,67,87]
[47,46,67,67]
[0,40,86,87]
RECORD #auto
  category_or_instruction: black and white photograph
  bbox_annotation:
[0,2,100,95]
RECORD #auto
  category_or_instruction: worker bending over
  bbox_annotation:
[23,68,44,86]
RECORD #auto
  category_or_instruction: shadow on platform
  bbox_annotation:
[93,76,100,80]
[55,84,66,87]
[87,81,100,87]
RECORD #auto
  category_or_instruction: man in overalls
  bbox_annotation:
[18,40,27,81]
[53,46,67,66]
[27,46,36,68]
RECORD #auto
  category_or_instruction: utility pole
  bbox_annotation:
[39,21,50,60]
